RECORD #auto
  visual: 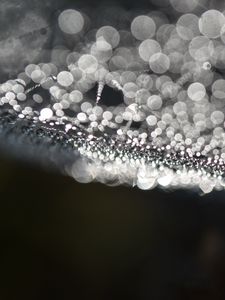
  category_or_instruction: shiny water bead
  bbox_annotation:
[212,79,225,99]
[91,39,112,63]
[199,178,214,194]
[176,13,200,41]
[93,106,103,117]
[136,74,153,90]
[25,64,40,78]
[135,89,150,105]
[81,102,92,113]
[40,108,53,121]
[149,53,170,74]
[58,9,84,35]
[161,81,179,99]
[173,101,187,114]
[202,61,211,70]
[138,39,161,62]
[123,110,133,121]
[199,10,225,39]
[31,69,46,83]
[96,26,120,48]
[17,93,26,101]
[146,115,157,126]
[137,174,156,190]
[12,84,24,94]
[6,92,15,101]
[123,82,138,98]
[40,64,52,77]
[71,159,93,184]
[187,82,206,101]
[103,111,113,121]
[189,36,214,62]
[32,94,43,104]
[156,75,171,90]
[77,112,88,123]
[147,95,163,110]
[163,31,187,53]
[213,127,224,139]
[56,109,64,117]
[60,98,70,109]
[156,24,175,46]
[57,71,74,87]
[131,15,156,41]
[78,55,98,74]
[210,111,225,125]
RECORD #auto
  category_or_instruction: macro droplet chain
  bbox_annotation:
[1,1,225,193]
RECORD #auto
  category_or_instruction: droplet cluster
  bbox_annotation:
[1,1,225,193]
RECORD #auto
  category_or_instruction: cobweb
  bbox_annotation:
[1,0,225,193]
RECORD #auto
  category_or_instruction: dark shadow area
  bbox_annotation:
[0,155,225,299]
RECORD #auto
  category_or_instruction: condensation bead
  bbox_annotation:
[189,36,214,62]
[31,70,46,83]
[6,92,15,101]
[57,71,74,87]
[77,112,87,122]
[96,26,120,48]
[138,39,161,62]
[91,40,113,63]
[40,108,53,120]
[17,93,26,101]
[69,91,82,103]
[176,13,200,40]
[173,101,187,114]
[25,64,39,77]
[81,102,92,112]
[58,9,84,35]
[135,89,150,105]
[78,55,98,74]
[211,111,224,125]
[147,95,162,110]
[136,74,153,90]
[212,79,225,99]
[199,10,225,39]
[146,115,157,126]
[149,53,170,74]
[103,111,113,120]
[187,82,206,101]
[123,82,138,98]
[71,159,93,183]
[12,84,24,94]
[131,15,156,40]
[199,179,214,194]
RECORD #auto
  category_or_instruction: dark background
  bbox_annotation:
[1,153,225,300]
[1,0,225,299]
